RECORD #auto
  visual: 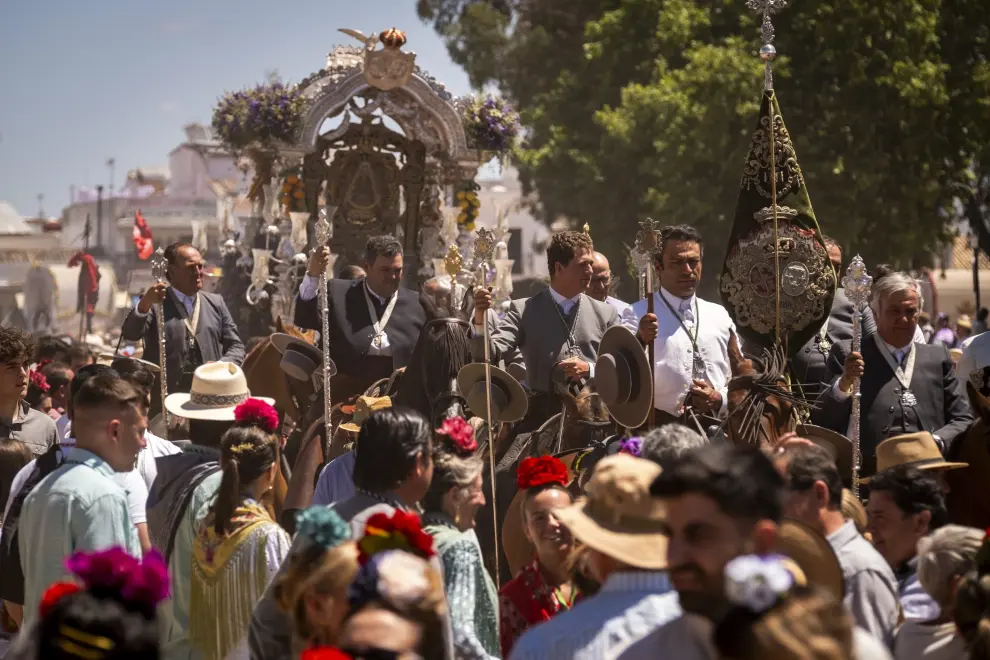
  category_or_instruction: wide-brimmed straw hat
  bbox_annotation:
[97,353,162,374]
[270,333,337,382]
[595,326,653,429]
[164,362,274,421]
[554,454,668,570]
[775,518,844,602]
[860,432,968,483]
[339,396,393,434]
[796,424,852,484]
[457,363,528,423]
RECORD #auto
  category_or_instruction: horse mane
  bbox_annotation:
[727,337,809,444]
[398,314,472,421]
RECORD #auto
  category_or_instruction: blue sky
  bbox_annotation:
[0,0,471,217]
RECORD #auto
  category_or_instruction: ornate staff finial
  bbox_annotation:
[842,255,873,309]
[474,227,496,266]
[151,247,168,283]
[443,244,463,277]
[635,217,662,256]
[746,0,787,90]
[314,207,332,247]
[583,222,591,236]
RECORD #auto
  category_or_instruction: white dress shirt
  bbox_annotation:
[621,288,735,416]
[312,450,356,506]
[298,274,321,302]
[605,295,631,319]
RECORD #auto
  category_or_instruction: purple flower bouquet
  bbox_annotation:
[211,81,308,154]
[462,95,521,154]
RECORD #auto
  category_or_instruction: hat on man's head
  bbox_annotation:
[774,518,844,603]
[554,454,668,570]
[271,333,337,382]
[860,432,968,483]
[339,396,392,434]
[957,314,972,330]
[164,362,274,421]
[595,326,653,429]
[457,363,527,423]
[796,424,852,484]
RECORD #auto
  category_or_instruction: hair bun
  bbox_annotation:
[234,398,279,433]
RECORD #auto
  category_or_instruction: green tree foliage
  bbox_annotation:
[419,0,990,297]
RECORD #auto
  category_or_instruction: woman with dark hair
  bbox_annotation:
[422,417,498,659]
[188,399,290,660]
[497,455,577,657]
[7,547,169,660]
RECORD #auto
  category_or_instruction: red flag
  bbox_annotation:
[133,210,153,260]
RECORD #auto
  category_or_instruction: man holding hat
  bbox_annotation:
[508,454,688,659]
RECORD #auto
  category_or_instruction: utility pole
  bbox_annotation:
[78,215,91,339]
[107,158,115,252]
[36,193,44,218]
[96,185,104,255]
[972,234,981,311]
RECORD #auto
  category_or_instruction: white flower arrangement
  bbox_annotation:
[724,554,794,613]
[376,551,431,609]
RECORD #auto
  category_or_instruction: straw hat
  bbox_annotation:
[339,396,393,434]
[554,454,668,570]
[97,353,161,374]
[596,326,653,429]
[270,333,337,382]
[164,362,274,421]
[796,424,852,483]
[860,432,968,483]
[775,518,844,602]
[957,314,972,330]
[949,348,963,364]
[457,363,528,423]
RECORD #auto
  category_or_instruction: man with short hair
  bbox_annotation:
[510,454,695,659]
[775,444,899,645]
[250,407,435,660]
[0,326,58,458]
[19,373,146,627]
[588,251,630,317]
[122,241,245,399]
[67,344,94,371]
[40,362,72,420]
[816,272,973,477]
[625,225,736,425]
[473,231,619,428]
[868,464,948,622]
[640,423,706,470]
[297,236,427,400]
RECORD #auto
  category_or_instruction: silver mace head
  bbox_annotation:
[151,247,168,283]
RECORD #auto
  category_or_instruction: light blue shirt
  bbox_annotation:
[161,471,223,660]
[509,571,681,660]
[19,448,142,629]
[312,451,356,507]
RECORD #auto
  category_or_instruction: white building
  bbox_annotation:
[474,165,549,281]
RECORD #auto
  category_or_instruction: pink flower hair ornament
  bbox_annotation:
[234,398,280,433]
[63,547,169,613]
[436,417,477,455]
[29,370,50,393]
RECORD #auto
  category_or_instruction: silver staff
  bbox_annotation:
[151,247,169,430]
[314,206,335,437]
[474,226,500,588]
[843,255,873,497]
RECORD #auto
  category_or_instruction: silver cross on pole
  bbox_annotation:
[314,206,335,443]
[745,0,787,90]
[842,255,873,497]
[151,247,169,431]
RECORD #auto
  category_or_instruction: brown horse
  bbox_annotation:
[242,318,318,424]
[725,333,804,449]
[944,383,990,529]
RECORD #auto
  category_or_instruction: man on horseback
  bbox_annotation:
[624,224,736,428]
[121,242,245,401]
[295,235,426,402]
[471,230,619,432]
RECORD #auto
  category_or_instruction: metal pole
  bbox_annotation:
[474,228,499,589]
[314,207,334,444]
[843,256,872,497]
[973,238,981,311]
[151,248,169,434]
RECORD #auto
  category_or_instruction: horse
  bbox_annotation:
[944,383,990,529]
[725,332,805,449]
[241,318,318,425]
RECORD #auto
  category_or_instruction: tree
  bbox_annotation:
[420,0,990,298]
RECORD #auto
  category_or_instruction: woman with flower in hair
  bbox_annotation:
[273,506,359,653]
[188,399,291,660]
[7,547,169,660]
[422,417,499,659]
[498,455,577,657]
[24,369,51,415]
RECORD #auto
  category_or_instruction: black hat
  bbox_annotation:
[457,363,528,423]
[595,326,653,429]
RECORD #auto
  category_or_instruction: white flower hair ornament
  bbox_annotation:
[376,550,431,609]
[724,554,794,614]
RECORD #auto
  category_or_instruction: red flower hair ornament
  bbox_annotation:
[517,456,569,490]
[29,370,50,393]
[234,398,279,433]
[301,648,352,660]
[39,582,81,618]
[436,417,477,455]
[358,510,436,565]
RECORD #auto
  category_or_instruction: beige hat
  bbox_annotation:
[554,454,668,570]
[775,518,845,603]
[861,431,968,483]
[164,362,274,421]
[339,396,393,434]
[796,424,852,483]
[957,314,972,330]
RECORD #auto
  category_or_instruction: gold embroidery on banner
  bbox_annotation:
[720,223,835,335]
[740,111,805,199]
